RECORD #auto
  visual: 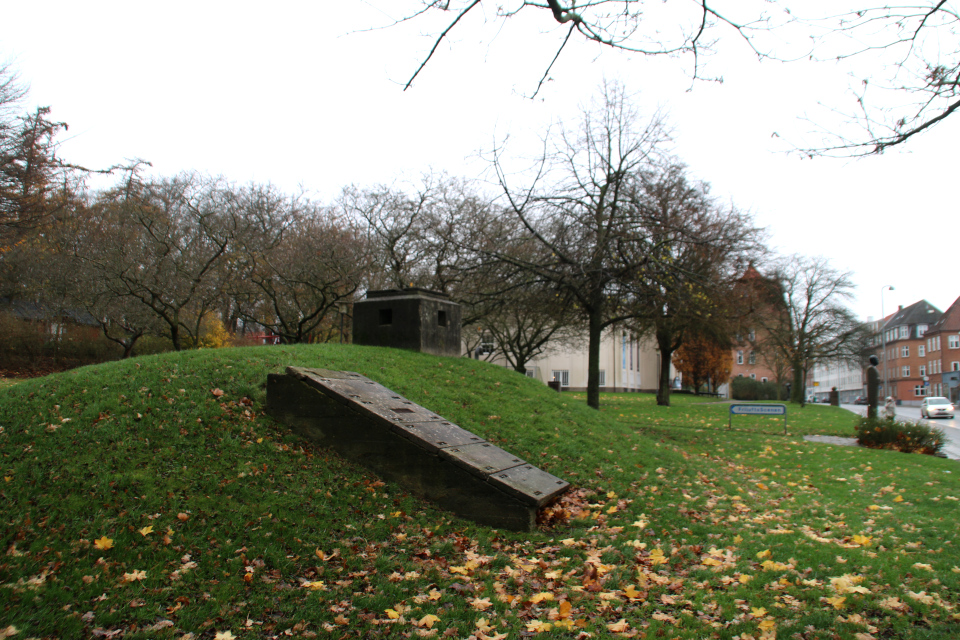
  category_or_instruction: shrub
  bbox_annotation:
[854,415,945,455]
[730,376,785,401]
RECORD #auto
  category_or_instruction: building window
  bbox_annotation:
[480,334,495,354]
[919,345,925,357]
[914,385,928,397]
[748,351,756,364]
[598,370,606,387]
[902,365,910,377]
[761,377,768,383]
[437,310,448,327]
[748,329,756,342]
[750,373,756,379]
[737,350,744,365]
[378,308,393,325]
[551,370,570,387]
[919,365,926,377]
[917,324,928,338]
[901,345,910,358]
[953,362,960,372]
[524,368,536,378]
[900,326,909,339]
[949,335,960,349]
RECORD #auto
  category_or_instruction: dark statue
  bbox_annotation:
[866,355,880,419]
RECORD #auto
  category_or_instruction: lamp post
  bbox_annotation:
[880,285,894,397]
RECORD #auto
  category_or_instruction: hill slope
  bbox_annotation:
[1,345,958,639]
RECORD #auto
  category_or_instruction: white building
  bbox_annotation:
[808,359,863,404]
[480,328,676,393]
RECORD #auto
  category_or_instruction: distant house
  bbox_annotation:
[0,297,100,342]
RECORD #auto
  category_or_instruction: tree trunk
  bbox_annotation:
[656,348,673,406]
[655,328,674,407]
[790,366,805,405]
[586,309,603,410]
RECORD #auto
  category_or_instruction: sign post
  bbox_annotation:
[729,403,788,435]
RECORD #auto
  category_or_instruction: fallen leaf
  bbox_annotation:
[93,536,114,551]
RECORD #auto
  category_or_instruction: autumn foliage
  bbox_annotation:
[672,333,732,394]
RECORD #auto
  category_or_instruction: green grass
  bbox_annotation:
[1,344,958,639]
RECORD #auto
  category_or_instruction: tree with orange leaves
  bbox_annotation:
[673,332,733,395]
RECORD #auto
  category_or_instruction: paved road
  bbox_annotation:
[842,403,960,460]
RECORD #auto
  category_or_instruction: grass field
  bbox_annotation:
[1,344,957,639]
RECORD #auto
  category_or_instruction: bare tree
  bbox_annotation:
[625,162,762,406]
[232,189,369,344]
[755,255,861,405]
[385,1,782,97]
[78,171,248,351]
[798,3,960,156]
[485,81,670,408]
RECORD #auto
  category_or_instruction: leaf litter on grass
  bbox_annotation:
[1,345,959,639]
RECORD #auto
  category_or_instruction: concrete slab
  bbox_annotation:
[266,366,570,530]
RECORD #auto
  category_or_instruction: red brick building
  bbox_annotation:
[925,295,960,402]
[875,300,942,404]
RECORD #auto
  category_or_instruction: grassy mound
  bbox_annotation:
[1,345,959,639]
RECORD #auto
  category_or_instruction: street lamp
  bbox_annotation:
[880,285,894,397]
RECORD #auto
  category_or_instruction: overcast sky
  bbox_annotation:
[3,1,957,321]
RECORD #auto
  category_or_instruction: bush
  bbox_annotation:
[730,376,785,401]
[854,416,945,455]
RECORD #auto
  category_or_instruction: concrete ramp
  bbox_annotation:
[266,367,570,531]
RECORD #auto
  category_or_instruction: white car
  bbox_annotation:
[920,396,955,419]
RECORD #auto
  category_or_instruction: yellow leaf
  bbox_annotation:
[739,574,753,584]
[751,607,767,617]
[825,596,846,609]
[758,618,777,632]
[138,525,153,537]
[214,632,235,640]
[851,535,872,546]
[623,585,643,600]
[649,549,668,565]
[606,619,630,632]
[305,581,326,590]
[122,569,146,582]
[893,495,904,502]
[93,536,114,550]
[525,621,552,633]
[419,614,440,629]
[530,592,555,604]
[756,549,771,559]
[471,597,493,611]
[385,609,400,619]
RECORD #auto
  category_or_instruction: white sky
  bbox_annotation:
[3,1,957,321]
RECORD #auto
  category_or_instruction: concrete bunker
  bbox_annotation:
[352,289,462,357]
